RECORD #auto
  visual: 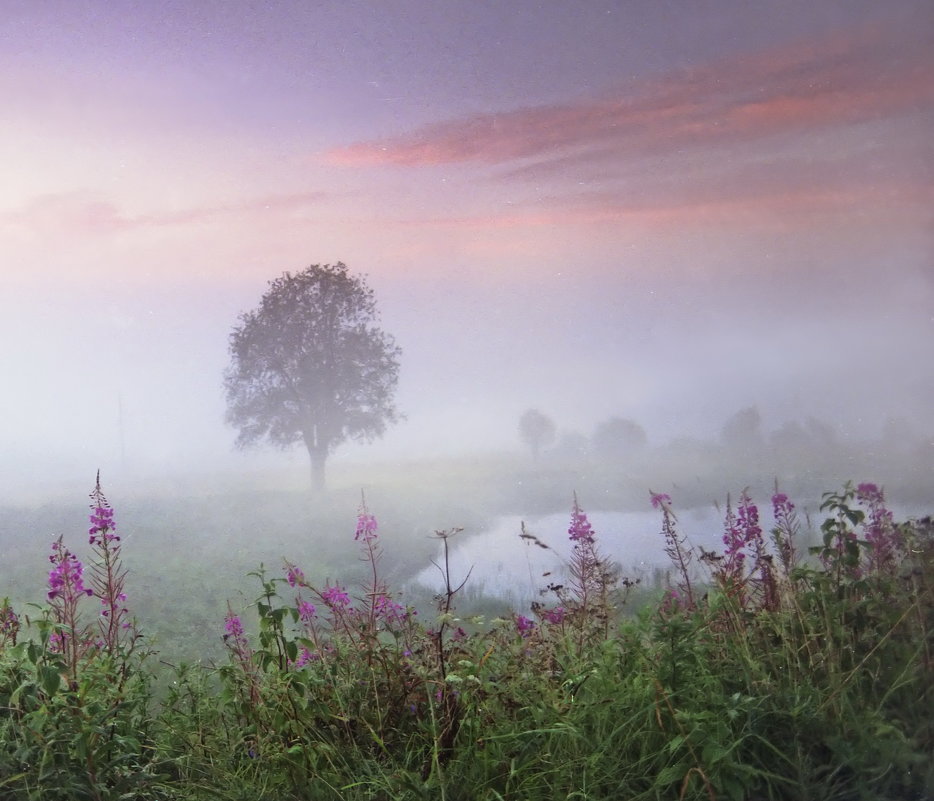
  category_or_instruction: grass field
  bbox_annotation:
[1,460,931,800]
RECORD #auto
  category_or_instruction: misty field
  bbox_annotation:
[0,464,931,800]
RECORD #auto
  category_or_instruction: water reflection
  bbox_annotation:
[411,507,725,605]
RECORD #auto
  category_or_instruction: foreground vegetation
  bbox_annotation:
[0,476,931,800]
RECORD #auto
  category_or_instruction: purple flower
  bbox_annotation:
[88,505,117,545]
[857,482,900,572]
[771,491,799,573]
[47,544,93,600]
[542,606,566,625]
[568,497,595,543]
[373,594,406,623]
[297,599,317,623]
[290,646,317,669]
[224,606,252,662]
[515,614,535,637]
[355,512,379,543]
[355,495,379,543]
[321,585,352,608]
[225,613,245,639]
[285,563,305,588]
[0,599,19,646]
[650,492,672,511]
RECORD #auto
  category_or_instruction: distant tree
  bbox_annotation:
[592,417,648,461]
[720,406,763,451]
[518,408,556,460]
[224,263,402,491]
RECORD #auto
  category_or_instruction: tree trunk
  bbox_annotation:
[305,440,328,493]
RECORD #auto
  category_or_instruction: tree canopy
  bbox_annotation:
[518,408,556,460]
[592,416,648,461]
[224,263,401,490]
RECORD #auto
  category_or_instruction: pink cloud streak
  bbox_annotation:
[325,25,934,169]
[3,191,331,236]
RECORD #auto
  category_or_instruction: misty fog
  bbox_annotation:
[1,1,932,664]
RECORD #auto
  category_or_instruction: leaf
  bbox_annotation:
[656,763,686,785]
[38,665,61,697]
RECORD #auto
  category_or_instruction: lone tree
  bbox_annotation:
[592,416,648,461]
[518,408,556,460]
[224,263,402,491]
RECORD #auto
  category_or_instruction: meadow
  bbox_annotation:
[0,456,931,799]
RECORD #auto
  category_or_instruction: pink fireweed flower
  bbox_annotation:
[223,606,252,661]
[373,593,406,623]
[48,542,93,601]
[0,598,19,646]
[355,493,379,543]
[88,506,117,545]
[355,512,379,543]
[650,492,672,512]
[290,646,318,669]
[225,613,245,639]
[297,599,317,623]
[542,606,566,625]
[285,563,306,588]
[857,482,900,573]
[515,614,535,637]
[88,474,119,546]
[770,491,799,574]
[321,585,352,608]
[568,497,594,543]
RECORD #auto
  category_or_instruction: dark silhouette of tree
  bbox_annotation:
[592,416,648,461]
[720,406,763,451]
[224,263,401,491]
[518,408,556,460]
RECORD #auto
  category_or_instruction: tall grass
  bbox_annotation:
[0,477,931,800]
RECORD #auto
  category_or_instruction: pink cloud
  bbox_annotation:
[3,190,332,236]
[386,171,934,235]
[325,24,934,169]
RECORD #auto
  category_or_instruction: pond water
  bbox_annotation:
[410,506,727,606]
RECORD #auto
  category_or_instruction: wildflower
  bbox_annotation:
[225,613,245,639]
[224,606,253,666]
[771,491,798,573]
[88,474,118,546]
[568,496,594,543]
[297,599,317,623]
[285,563,305,588]
[722,500,747,574]
[857,482,899,573]
[0,598,19,647]
[659,589,682,616]
[542,606,566,625]
[47,630,65,654]
[321,585,352,607]
[515,614,535,637]
[355,512,379,543]
[48,542,93,601]
[355,494,378,543]
[650,491,672,511]
[290,646,317,669]
[88,506,117,545]
[373,593,406,623]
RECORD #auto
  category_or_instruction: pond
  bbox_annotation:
[410,506,727,607]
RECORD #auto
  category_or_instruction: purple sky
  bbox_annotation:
[1,1,932,495]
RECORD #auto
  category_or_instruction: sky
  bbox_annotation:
[1,0,932,497]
